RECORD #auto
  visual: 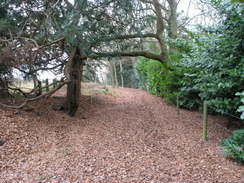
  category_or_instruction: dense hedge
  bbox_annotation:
[136,1,244,117]
[221,129,244,163]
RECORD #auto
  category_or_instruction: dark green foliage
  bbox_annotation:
[136,1,244,117]
[236,92,244,119]
[136,57,182,104]
[0,5,13,97]
[220,129,244,163]
[231,0,244,2]
[0,1,20,37]
[0,65,12,97]
[0,2,14,72]
[118,63,140,88]
[179,1,244,114]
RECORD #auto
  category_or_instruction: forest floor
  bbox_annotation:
[0,83,243,183]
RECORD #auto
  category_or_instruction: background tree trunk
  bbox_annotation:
[0,79,9,98]
[113,61,118,87]
[119,60,124,88]
[109,61,115,87]
[36,80,42,96]
[66,47,83,116]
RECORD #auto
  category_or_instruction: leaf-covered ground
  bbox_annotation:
[0,83,243,183]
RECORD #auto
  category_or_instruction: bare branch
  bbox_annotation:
[0,80,69,109]
[90,33,158,45]
[152,0,169,61]
[178,13,206,28]
[36,37,64,51]
[89,51,163,63]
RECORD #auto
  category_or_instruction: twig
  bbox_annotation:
[36,37,64,50]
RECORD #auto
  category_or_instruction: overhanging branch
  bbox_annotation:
[88,51,164,63]
[90,33,158,46]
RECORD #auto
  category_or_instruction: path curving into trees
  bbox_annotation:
[0,83,243,182]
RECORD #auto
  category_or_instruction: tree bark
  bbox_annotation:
[152,0,169,62]
[37,80,42,96]
[168,0,178,39]
[119,60,124,88]
[109,60,115,87]
[167,0,178,53]
[0,80,68,109]
[113,61,118,87]
[66,47,83,116]
[0,79,9,98]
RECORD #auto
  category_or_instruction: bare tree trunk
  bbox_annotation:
[109,61,115,87]
[45,79,49,92]
[152,0,169,62]
[113,61,118,87]
[33,75,42,96]
[119,60,124,88]
[33,77,37,88]
[0,79,9,98]
[168,0,178,39]
[167,0,178,53]
[36,80,42,96]
[66,47,83,116]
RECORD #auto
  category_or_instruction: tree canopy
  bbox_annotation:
[0,0,175,115]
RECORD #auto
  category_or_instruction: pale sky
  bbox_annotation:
[178,0,217,27]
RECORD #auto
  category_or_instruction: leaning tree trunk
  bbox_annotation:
[66,47,83,116]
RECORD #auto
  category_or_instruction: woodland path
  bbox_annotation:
[0,83,243,183]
